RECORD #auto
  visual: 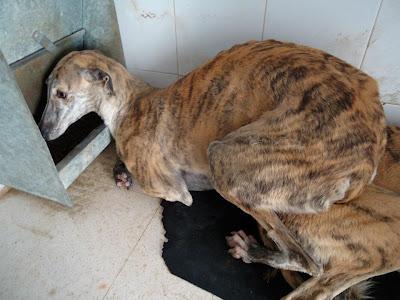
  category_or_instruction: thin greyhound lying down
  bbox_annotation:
[227,126,400,300]
[38,40,396,299]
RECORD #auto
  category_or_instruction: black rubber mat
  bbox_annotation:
[161,190,399,299]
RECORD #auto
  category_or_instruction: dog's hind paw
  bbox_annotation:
[226,230,258,263]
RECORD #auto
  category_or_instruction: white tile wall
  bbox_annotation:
[115,0,400,120]
[114,0,178,74]
[132,69,178,88]
[361,0,400,106]
[263,0,381,67]
[174,0,266,74]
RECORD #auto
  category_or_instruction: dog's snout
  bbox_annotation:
[39,121,51,140]
[38,101,55,140]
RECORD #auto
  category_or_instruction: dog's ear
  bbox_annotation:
[45,73,54,85]
[81,68,114,95]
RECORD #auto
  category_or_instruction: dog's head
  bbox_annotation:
[39,50,115,140]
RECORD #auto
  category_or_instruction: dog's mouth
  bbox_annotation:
[39,126,55,141]
[39,121,63,141]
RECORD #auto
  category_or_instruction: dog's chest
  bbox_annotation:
[182,170,213,191]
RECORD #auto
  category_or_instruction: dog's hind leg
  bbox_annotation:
[226,230,319,275]
[280,270,372,300]
[207,114,381,276]
[220,191,322,276]
[258,225,314,287]
[226,231,373,300]
[282,270,376,300]
[281,270,305,289]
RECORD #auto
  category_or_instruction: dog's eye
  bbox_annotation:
[56,90,67,99]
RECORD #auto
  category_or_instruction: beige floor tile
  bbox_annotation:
[105,208,216,300]
[0,146,160,299]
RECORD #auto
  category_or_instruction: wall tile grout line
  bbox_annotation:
[173,0,180,75]
[102,205,161,299]
[134,68,179,76]
[261,0,268,40]
[359,0,384,69]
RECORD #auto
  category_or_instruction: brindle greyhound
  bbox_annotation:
[39,40,398,299]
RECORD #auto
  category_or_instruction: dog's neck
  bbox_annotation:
[96,66,154,137]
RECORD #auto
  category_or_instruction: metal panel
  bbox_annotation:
[0,51,72,206]
[57,125,111,189]
[11,30,85,116]
[0,0,125,205]
[83,0,126,65]
[0,0,82,64]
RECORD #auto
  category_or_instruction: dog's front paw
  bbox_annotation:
[226,230,258,263]
[113,160,133,190]
[115,171,133,189]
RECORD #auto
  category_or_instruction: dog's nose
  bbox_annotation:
[38,122,50,140]
[40,128,50,140]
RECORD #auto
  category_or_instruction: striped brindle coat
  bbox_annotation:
[227,126,400,299]
[39,40,397,299]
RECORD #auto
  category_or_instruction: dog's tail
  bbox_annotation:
[335,280,373,300]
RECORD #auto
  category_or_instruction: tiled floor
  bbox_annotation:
[0,146,216,299]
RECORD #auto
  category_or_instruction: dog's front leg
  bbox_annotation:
[141,172,193,206]
[125,157,193,206]
[116,134,193,205]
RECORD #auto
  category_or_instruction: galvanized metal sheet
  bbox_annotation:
[0,0,124,206]
[11,30,85,117]
[57,125,111,189]
[0,0,82,64]
[0,51,72,206]
[83,0,126,65]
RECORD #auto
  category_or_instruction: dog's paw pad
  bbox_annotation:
[114,172,133,189]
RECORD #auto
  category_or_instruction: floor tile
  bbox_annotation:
[383,104,400,125]
[0,146,160,299]
[361,0,400,105]
[105,208,216,300]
